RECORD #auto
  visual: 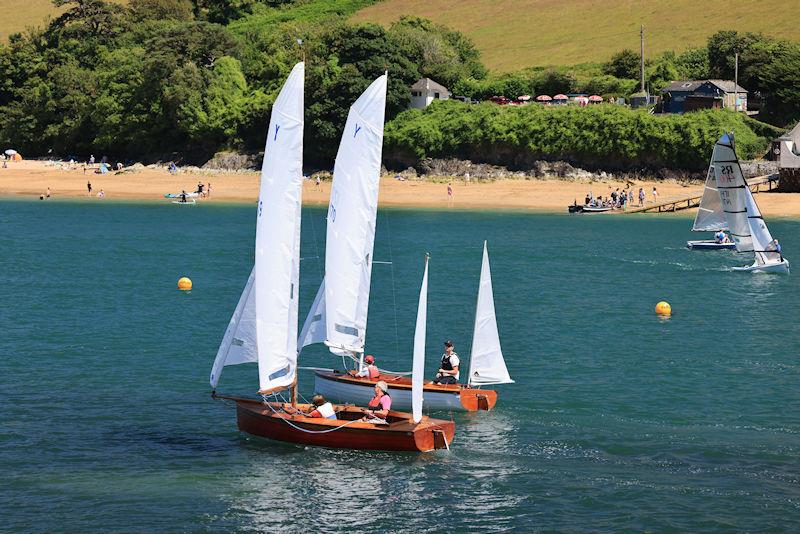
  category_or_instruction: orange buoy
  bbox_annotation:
[178,277,193,291]
[655,301,671,316]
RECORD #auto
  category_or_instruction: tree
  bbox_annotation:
[675,47,709,80]
[130,0,194,20]
[603,49,640,80]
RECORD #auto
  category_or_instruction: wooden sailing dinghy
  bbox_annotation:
[686,163,736,250]
[713,133,789,274]
[209,64,454,451]
[312,241,514,412]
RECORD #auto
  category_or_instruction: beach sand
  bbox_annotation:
[2,160,799,217]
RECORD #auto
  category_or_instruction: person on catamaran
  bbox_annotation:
[349,354,380,379]
[433,340,460,385]
[283,394,337,420]
[714,230,729,244]
[770,238,782,260]
[361,381,391,424]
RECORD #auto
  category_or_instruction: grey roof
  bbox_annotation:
[411,78,450,94]
[661,79,747,94]
[778,121,800,142]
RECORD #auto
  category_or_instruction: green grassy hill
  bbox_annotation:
[353,0,800,71]
[0,0,65,41]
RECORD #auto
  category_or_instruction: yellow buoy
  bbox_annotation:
[178,277,193,291]
[655,301,671,316]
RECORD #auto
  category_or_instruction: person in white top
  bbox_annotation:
[433,340,460,384]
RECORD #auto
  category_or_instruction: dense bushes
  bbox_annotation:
[385,100,780,171]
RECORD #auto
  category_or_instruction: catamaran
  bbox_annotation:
[713,133,789,274]
[209,63,454,451]
[311,241,514,412]
[686,164,735,250]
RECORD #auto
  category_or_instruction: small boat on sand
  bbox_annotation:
[171,199,196,205]
[713,133,789,274]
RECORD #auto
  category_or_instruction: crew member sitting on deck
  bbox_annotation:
[433,340,460,385]
[349,354,380,379]
[714,231,729,244]
[361,381,391,424]
[284,394,337,420]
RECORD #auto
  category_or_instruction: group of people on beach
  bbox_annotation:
[585,186,658,209]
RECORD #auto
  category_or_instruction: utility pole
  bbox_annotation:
[640,25,645,95]
[734,52,739,111]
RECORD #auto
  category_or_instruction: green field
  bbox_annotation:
[0,0,128,41]
[353,0,800,71]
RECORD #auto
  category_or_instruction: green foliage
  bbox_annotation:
[583,75,637,98]
[603,49,640,80]
[385,100,771,171]
[675,47,709,80]
[130,0,195,21]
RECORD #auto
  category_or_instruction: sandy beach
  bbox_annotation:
[2,160,799,217]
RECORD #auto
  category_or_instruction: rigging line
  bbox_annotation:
[382,209,401,361]
[263,399,364,434]
[306,204,323,281]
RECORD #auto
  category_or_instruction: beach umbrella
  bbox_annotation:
[535,95,552,102]
[553,94,568,100]
[5,149,17,155]
[517,95,531,102]
[588,95,603,102]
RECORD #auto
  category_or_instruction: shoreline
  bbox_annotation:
[2,160,800,218]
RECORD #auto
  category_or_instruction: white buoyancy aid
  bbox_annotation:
[316,402,337,419]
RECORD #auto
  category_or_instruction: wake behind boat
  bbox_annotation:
[713,133,789,274]
[209,64,454,451]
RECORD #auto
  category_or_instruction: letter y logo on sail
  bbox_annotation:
[354,124,362,138]
[274,124,280,141]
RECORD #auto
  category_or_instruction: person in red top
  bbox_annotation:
[349,354,380,379]
[361,381,391,424]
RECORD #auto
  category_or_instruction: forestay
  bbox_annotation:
[412,256,429,424]
[692,164,728,232]
[209,62,304,392]
[315,74,388,355]
[468,242,514,386]
[714,133,754,253]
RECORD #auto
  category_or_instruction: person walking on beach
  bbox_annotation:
[638,187,645,207]
[89,154,95,165]
[315,175,321,191]
[652,186,658,204]
[87,181,92,196]
[207,183,212,198]
[46,187,51,199]
[447,182,453,206]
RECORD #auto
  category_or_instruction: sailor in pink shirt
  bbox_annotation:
[362,381,391,424]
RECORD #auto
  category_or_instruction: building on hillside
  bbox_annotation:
[775,121,800,192]
[410,78,451,109]
[660,80,747,113]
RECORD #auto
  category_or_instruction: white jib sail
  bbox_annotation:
[743,187,782,265]
[323,74,387,355]
[713,133,753,252]
[254,62,304,392]
[210,268,256,388]
[298,278,326,350]
[468,241,514,386]
[692,164,728,232]
[412,256,429,424]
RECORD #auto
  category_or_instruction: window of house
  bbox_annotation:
[434,92,440,99]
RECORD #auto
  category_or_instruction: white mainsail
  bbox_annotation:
[300,74,388,356]
[412,256,429,424]
[210,62,304,392]
[468,242,514,386]
[743,187,782,265]
[692,164,728,232]
[714,133,754,252]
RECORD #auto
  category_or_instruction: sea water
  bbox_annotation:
[1,199,798,532]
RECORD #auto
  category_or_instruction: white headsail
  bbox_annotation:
[412,256,429,424]
[714,133,754,252]
[468,242,514,386]
[297,278,326,349]
[743,187,782,265]
[209,62,304,392]
[692,164,728,232]
[301,74,387,356]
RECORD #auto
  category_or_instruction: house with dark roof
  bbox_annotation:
[660,80,747,113]
[410,78,450,109]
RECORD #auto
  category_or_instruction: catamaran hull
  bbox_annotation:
[732,259,790,274]
[686,240,736,250]
[229,398,455,452]
[314,371,498,412]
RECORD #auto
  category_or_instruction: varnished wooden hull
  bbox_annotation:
[314,371,498,412]
[227,397,455,452]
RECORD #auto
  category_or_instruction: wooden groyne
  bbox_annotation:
[624,174,780,214]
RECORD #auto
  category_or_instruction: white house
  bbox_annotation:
[410,78,450,109]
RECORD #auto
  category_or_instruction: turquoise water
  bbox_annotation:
[2,198,799,532]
